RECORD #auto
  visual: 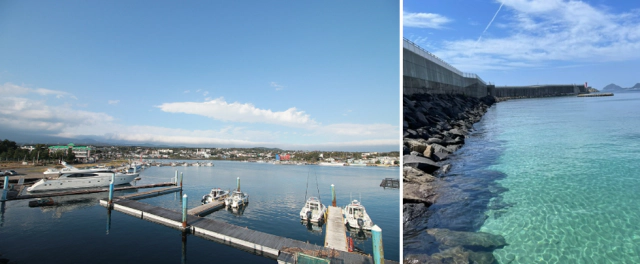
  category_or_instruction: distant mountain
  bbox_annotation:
[601,83,640,92]
[602,83,624,91]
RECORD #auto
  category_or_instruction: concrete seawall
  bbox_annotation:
[493,84,587,98]
[404,38,591,99]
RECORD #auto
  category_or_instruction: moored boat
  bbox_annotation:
[201,188,229,204]
[27,168,139,192]
[224,190,249,208]
[299,197,327,223]
[343,199,374,230]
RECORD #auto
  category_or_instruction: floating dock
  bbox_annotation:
[187,200,225,216]
[578,93,614,97]
[324,207,348,251]
[100,198,397,263]
[380,178,400,188]
[13,182,177,200]
[117,186,182,200]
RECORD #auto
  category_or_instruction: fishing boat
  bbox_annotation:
[200,188,229,204]
[299,197,327,223]
[27,168,139,192]
[224,190,249,208]
[343,200,374,230]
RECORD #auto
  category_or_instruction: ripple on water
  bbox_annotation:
[480,94,640,263]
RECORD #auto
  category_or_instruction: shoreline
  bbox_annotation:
[402,93,499,263]
[403,93,496,205]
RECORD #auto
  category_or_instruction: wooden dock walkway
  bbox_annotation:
[101,199,397,263]
[324,206,348,251]
[117,186,182,200]
[14,182,176,200]
[187,200,225,216]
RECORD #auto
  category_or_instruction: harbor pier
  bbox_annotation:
[100,192,397,263]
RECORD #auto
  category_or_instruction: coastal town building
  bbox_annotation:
[48,143,92,163]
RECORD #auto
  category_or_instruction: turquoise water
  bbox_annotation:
[0,161,399,263]
[481,93,640,263]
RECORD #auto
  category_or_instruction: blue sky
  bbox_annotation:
[404,0,640,89]
[0,1,400,151]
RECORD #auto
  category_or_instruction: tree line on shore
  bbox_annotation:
[0,139,75,164]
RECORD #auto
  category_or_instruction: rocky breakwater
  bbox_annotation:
[403,93,496,205]
[403,93,498,263]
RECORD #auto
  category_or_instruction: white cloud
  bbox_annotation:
[0,82,76,99]
[429,0,640,72]
[0,97,113,133]
[184,90,190,93]
[203,91,209,96]
[319,123,398,138]
[157,97,317,127]
[108,100,120,105]
[403,11,452,29]
[270,82,284,91]
[0,84,398,151]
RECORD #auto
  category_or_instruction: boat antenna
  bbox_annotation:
[304,169,310,202]
[315,171,321,202]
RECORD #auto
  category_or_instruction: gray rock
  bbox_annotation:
[403,155,441,174]
[449,128,467,137]
[430,144,451,161]
[445,144,462,153]
[404,182,438,205]
[426,228,507,250]
[426,137,444,145]
[403,166,436,183]
[440,164,451,175]
[405,138,429,153]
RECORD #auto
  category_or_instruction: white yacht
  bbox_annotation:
[343,200,374,230]
[224,190,249,208]
[43,162,104,176]
[27,168,139,192]
[299,197,327,223]
[200,188,229,204]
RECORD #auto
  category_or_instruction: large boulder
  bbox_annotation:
[403,166,436,183]
[426,137,444,145]
[430,144,451,161]
[445,144,462,153]
[404,182,438,205]
[426,228,507,250]
[403,155,441,174]
[404,138,429,153]
[423,144,433,157]
[448,128,467,138]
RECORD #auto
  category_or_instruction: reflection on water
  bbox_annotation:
[301,220,324,234]
[225,204,248,216]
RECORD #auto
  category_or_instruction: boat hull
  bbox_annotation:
[26,173,139,192]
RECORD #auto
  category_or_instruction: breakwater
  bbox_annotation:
[403,38,489,98]
[403,93,503,263]
[403,93,496,202]
[493,84,587,99]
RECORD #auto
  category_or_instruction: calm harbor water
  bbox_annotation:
[0,161,399,263]
[405,92,640,263]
